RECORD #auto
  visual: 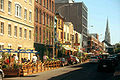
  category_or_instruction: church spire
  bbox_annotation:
[105,18,111,44]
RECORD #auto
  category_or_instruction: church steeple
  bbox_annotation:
[105,18,111,44]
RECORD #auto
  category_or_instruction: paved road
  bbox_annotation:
[4,62,120,80]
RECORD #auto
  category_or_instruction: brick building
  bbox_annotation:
[34,0,55,58]
[87,34,105,54]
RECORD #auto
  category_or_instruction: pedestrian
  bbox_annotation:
[32,54,37,63]
[14,54,18,63]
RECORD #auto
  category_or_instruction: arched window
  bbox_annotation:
[15,4,21,18]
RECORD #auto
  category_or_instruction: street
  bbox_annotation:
[4,62,120,80]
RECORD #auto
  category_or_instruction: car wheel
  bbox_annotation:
[0,72,3,80]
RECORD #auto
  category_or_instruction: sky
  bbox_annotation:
[74,0,120,45]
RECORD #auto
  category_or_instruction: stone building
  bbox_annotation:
[0,0,34,61]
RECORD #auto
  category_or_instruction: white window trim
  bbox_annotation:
[29,30,31,40]
[19,27,22,38]
[0,0,4,12]
[8,0,12,15]
[8,23,12,37]
[15,2,22,18]
[24,8,27,20]
[29,10,32,22]
[24,29,27,39]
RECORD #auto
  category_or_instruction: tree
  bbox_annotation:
[115,43,120,53]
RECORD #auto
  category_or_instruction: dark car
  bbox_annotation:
[97,59,115,72]
[60,58,68,67]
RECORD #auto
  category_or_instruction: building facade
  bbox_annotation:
[55,2,88,50]
[63,22,75,55]
[0,0,34,61]
[55,0,74,3]
[87,34,105,54]
[34,0,55,58]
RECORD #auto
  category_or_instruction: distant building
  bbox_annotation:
[87,34,105,54]
[55,2,88,50]
[55,0,74,3]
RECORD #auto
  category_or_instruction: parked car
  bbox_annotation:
[97,59,115,72]
[66,55,76,65]
[107,55,119,66]
[60,58,68,67]
[89,56,99,63]
[0,69,4,80]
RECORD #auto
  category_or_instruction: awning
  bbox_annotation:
[62,46,71,50]
[62,46,77,52]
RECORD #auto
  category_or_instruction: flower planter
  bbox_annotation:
[3,68,20,76]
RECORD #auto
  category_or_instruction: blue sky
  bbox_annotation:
[74,0,120,45]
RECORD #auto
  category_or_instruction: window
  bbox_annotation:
[24,9,27,20]
[43,28,45,43]
[8,24,11,36]
[39,10,41,24]
[29,0,32,4]
[46,14,48,24]
[52,1,54,12]
[64,32,66,39]
[24,29,27,39]
[15,4,21,18]
[46,30,48,44]
[49,31,51,44]
[39,27,41,43]
[47,0,48,9]
[29,30,31,40]
[8,44,12,49]
[49,0,51,10]
[8,1,11,14]
[0,44,4,50]
[51,32,53,45]
[0,0,4,10]
[0,22,4,34]
[39,0,41,5]
[49,16,51,26]
[43,12,45,25]
[35,8,38,22]
[67,33,69,40]
[19,28,22,37]
[35,26,38,42]
[29,11,32,22]
[43,0,45,7]
[14,26,17,37]
[61,32,63,40]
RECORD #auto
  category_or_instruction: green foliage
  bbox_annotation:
[115,43,120,53]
